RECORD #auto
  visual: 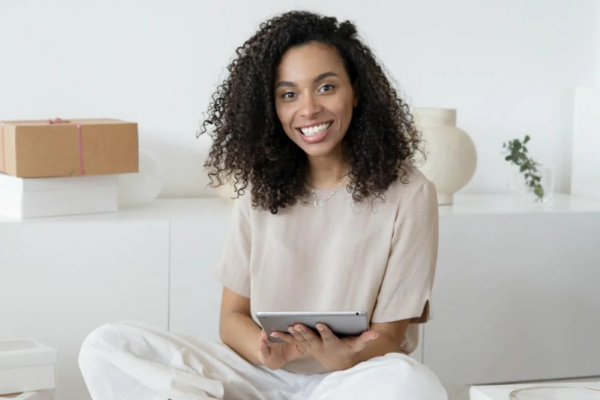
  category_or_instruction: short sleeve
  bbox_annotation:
[371,180,439,324]
[212,194,252,298]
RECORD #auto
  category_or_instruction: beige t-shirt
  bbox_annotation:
[213,167,439,374]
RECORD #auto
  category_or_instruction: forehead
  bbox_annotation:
[275,42,348,81]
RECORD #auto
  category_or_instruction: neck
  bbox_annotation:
[306,151,349,190]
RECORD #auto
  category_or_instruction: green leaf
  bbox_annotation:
[524,135,530,144]
[520,164,528,172]
[534,185,544,199]
[505,155,512,161]
[514,141,522,150]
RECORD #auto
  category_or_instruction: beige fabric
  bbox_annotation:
[213,167,439,374]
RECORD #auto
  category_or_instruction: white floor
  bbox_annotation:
[445,377,600,400]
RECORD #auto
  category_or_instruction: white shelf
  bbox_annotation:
[2,194,600,224]
[439,193,600,215]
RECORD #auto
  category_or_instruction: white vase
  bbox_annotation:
[413,108,477,205]
[118,148,163,206]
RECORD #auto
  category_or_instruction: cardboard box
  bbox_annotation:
[0,118,138,178]
[0,173,118,219]
[0,339,57,396]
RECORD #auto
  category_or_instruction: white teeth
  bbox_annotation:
[300,123,331,136]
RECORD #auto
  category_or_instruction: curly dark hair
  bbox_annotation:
[197,10,422,214]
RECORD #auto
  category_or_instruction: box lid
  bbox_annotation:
[0,339,58,369]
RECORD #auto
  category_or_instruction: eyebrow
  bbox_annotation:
[275,72,339,89]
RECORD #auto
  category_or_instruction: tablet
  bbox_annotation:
[256,311,369,343]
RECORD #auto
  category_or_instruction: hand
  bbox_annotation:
[271,324,378,371]
[258,329,308,370]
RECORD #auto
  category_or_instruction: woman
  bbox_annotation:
[79,10,447,400]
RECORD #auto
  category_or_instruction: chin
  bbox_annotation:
[301,144,340,158]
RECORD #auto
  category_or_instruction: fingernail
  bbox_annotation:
[372,333,379,340]
[270,332,277,337]
[295,326,303,332]
[317,324,324,331]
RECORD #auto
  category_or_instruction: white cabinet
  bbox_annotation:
[0,219,170,400]
[168,200,233,340]
[425,195,600,385]
[1,194,600,398]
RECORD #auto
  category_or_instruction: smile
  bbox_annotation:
[298,122,332,136]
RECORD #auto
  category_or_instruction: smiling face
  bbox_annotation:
[274,42,357,159]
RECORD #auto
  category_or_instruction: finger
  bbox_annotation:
[360,330,379,342]
[288,326,307,344]
[295,324,320,345]
[260,330,268,341]
[259,339,270,359]
[316,323,337,342]
[270,332,295,344]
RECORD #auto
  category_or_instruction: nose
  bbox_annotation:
[299,93,322,118]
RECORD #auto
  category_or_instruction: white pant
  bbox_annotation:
[78,321,447,400]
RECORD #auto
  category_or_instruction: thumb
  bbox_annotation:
[348,331,377,353]
[360,330,378,342]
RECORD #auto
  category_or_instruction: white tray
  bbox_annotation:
[0,340,57,396]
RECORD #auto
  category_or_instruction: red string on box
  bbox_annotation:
[47,117,84,175]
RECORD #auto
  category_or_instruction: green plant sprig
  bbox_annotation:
[502,135,544,201]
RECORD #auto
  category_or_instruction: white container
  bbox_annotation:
[572,86,600,200]
[470,381,600,400]
[0,340,58,396]
[413,108,477,205]
[0,174,118,218]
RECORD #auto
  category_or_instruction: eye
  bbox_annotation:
[318,84,335,93]
[282,92,296,99]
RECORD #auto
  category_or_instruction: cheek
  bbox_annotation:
[275,104,294,131]
[332,99,354,129]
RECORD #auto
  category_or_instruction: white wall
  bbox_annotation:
[0,0,597,197]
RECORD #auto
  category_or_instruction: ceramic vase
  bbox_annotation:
[413,108,477,205]
[118,148,163,205]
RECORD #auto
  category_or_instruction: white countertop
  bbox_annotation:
[438,193,600,215]
[1,193,600,224]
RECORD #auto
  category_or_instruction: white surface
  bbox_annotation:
[0,222,170,400]
[470,381,600,400]
[572,86,600,200]
[424,210,600,384]
[0,339,57,369]
[0,0,598,196]
[0,174,118,219]
[169,214,232,340]
[439,193,600,215]
[0,366,55,396]
[0,390,54,400]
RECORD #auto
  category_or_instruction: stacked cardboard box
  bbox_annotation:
[0,118,138,218]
